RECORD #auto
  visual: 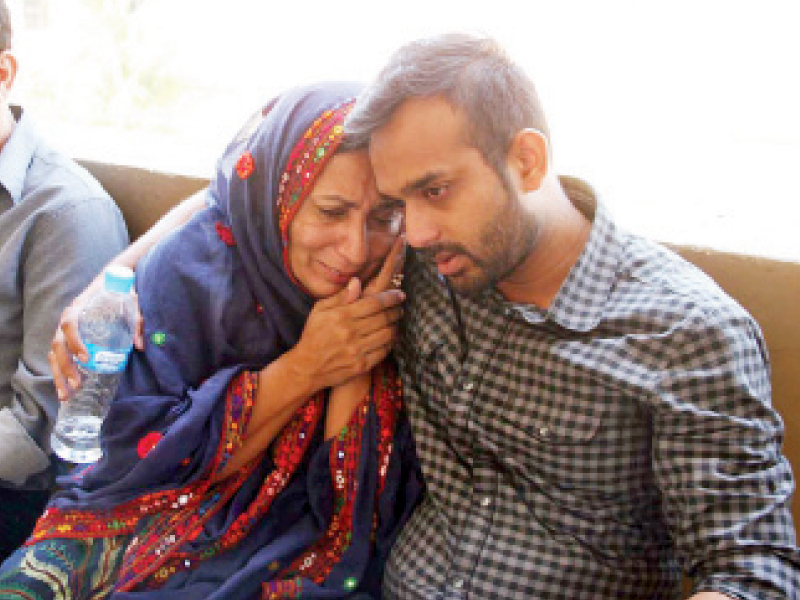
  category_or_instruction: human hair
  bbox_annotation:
[0,0,11,53]
[345,33,550,174]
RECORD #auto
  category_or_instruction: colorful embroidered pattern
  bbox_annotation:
[28,371,258,563]
[271,363,401,593]
[26,363,403,597]
[262,577,303,600]
[277,99,356,276]
[0,535,130,600]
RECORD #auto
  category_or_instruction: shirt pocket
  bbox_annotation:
[481,382,619,496]
[486,387,666,559]
[486,385,604,456]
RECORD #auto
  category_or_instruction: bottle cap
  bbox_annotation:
[104,265,135,294]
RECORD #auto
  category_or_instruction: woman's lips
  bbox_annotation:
[319,261,357,284]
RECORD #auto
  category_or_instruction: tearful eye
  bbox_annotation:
[318,206,347,219]
[423,185,449,200]
[368,208,403,235]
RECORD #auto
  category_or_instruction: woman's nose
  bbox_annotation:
[338,220,369,267]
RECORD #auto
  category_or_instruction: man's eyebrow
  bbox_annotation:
[400,171,446,197]
[375,196,404,210]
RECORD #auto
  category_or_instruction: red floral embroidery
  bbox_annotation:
[235,151,255,179]
[215,222,235,246]
[137,432,163,458]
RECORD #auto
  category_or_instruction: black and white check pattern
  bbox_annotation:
[384,179,799,599]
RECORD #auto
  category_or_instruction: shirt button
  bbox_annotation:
[480,496,491,507]
[463,381,474,392]
[453,578,464,589]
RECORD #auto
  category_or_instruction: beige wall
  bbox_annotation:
[81,161,800,525]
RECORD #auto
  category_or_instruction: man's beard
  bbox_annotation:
[419,187,537,298]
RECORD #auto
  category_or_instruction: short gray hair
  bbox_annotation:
[0,0,12,52]
[344,33,550,173]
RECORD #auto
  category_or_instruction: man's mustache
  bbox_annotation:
[417,244,482,267]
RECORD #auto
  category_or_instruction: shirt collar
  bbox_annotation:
[508,176,622,332]
[0,106,40,205]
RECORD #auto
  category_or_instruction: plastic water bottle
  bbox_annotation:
[51,265,137,463]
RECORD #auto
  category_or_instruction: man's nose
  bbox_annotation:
[403,202,439,249]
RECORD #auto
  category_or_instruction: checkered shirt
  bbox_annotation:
[385,178,799,600]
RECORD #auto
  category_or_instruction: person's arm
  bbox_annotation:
[49,189,207,398]
[653,307,799,600]
[212,284,403,482]
[0,195,127,486]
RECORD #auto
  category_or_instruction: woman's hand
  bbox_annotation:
[286,237,406,395]
[48,284,144,400]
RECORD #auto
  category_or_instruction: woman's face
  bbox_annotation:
[287,150,402,300]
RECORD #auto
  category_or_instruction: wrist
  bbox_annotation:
[270,347,317,401]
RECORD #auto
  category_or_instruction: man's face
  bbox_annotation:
[369,95,535,296]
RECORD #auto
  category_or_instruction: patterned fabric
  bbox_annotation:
[385,176,799,599]
[0,83,422,600]
[0,536,129,600]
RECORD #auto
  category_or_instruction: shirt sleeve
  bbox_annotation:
[0,194,128,487]
[652,306,800,599]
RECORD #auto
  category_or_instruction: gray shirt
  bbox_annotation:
[0,106,128,488]
[386,177,798,600]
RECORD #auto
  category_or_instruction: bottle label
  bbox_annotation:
[79,343,131,374]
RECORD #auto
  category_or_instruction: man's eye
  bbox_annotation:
[423,185,448,200]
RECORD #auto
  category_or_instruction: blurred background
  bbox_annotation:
[7,0,799,260]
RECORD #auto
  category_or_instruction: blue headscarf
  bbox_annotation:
[28,82,422,599]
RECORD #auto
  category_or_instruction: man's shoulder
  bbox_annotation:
[24,143,110,204]
[613,230,755,328]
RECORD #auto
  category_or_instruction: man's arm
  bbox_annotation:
[0,194,127,486]
[653,307,799,600]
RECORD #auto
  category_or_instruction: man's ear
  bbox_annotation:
[507,128,549,192]
[0,50,18,99]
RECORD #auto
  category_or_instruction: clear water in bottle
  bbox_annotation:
[51,266,136,463]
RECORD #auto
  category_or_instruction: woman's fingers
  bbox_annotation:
[295,283,404,389]
[345,288,405,322]
[352,305,404,335]
[130,289,145,350]
[49,303,87,400]
[364,235,406,296]
[48,344,71,401]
